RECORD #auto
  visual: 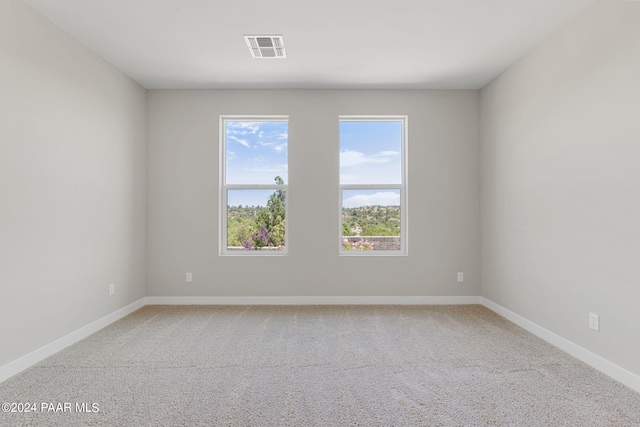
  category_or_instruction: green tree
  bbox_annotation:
[253,176,286,247]
[234,220,254,246]
[342,222,351,237]
[363,224,396,236]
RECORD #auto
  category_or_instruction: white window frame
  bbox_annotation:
[220,115,289,256]
[338,115,408,256]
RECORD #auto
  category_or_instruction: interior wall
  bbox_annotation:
[147,90,480,298]
[0,0,147,367]
[481,0,640,376]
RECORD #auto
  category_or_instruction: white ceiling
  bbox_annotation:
[22,0,597,90]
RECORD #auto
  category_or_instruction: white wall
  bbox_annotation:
[147,90,480,297]
[0,0,147,367]
[481,0,640,376]
[11,0,638,391]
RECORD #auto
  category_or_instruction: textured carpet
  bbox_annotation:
[1,305,639,426]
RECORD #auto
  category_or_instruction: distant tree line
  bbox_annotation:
[227,182,400,247]
[342,205,400,237]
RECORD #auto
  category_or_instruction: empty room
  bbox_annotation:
[1,0,639,425]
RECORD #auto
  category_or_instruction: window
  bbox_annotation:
[220,116,288,255]
[339,116,407,255]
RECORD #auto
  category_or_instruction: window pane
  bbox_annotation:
[341,189,401,251]
[340,121,402,185]
[227,189,286,251]
[225,121,288,184]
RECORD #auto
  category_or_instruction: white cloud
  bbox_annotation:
[256,140,288,153]
[227,122,260,135]
[343,192,400,208]
[340,150,387,167]
[228,135,251,148]
[340,149,401,184]
[371,150,400,157]
[340,150,398,167]
[246,164,288,174]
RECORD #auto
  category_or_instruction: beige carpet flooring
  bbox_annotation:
[1,305,639,426]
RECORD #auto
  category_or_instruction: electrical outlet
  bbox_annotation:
[108,283,115,296]
[186,272,193,283]
[457,272,464,283]
[589,313,600,331]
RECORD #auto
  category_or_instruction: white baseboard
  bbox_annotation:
[481,297,640,394]
[4,295,638,396]
[145,295,483,305]
[0,298,146,384]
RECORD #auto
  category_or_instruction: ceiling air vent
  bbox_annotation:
[244,35,287,59]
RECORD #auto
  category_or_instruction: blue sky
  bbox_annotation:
[225,120,288,207]
[225,120,402,208]
[340,121,402,185]
[227,189,280,209]
[226,121,288,185]
[340,120,403,208]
